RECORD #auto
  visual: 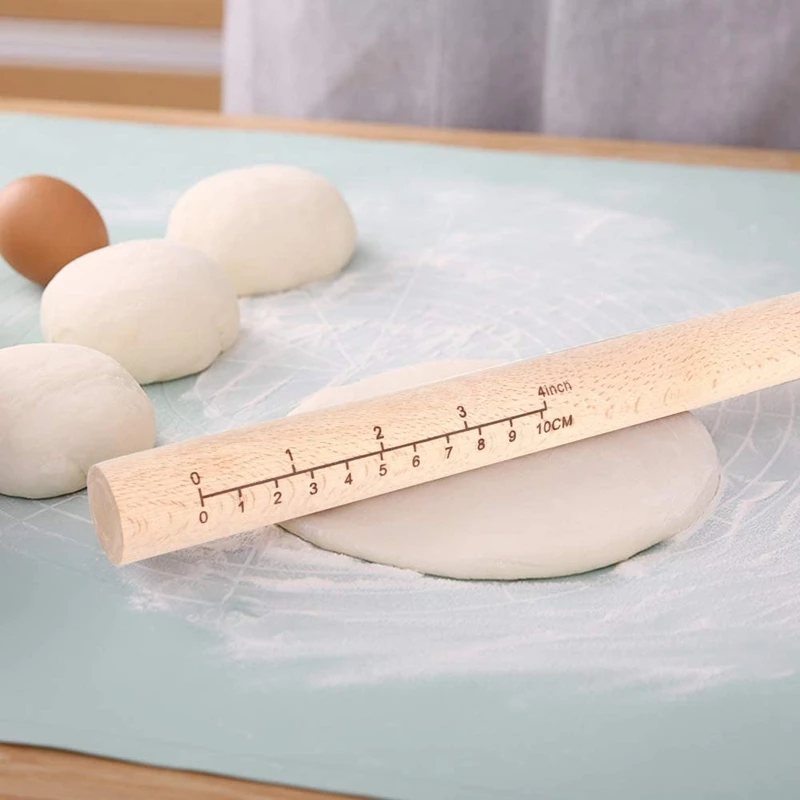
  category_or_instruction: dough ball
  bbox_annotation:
[0,175,109,286]
[166,165,357,296]
[40,239,240,385]
[282,362,721,580]
[0,343,155,499]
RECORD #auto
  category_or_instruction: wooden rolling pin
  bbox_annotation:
[89,293,800,564]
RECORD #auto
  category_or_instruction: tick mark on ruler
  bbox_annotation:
[199,400,553,501]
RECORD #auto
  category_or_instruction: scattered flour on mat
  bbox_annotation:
[121,381,800,695]
[5,178,798,695]
[120,186,800,694]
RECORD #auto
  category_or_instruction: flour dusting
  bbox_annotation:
[119,184,800,694]
[4,177,800,696]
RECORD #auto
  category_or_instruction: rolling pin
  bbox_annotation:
[89,292,800,564]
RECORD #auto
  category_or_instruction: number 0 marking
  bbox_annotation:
[194,397,557,507]
[199,510,208,524]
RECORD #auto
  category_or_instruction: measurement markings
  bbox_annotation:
[201,401,549,500]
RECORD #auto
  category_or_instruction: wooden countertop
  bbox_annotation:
[2,98,800,172]
[0,97,798,799]
[0,0,223,28]
[0,744,358,799]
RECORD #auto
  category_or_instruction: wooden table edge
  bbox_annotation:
[0,742,362,799]
[1,97,800,171]
[1,96,798,799]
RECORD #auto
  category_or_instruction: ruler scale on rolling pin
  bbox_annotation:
[88,292,800,565]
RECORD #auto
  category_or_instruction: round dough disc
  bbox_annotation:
[0,343,156,499]
[40,239,240,385]
[166,165,357,296]
[281,362,721,580]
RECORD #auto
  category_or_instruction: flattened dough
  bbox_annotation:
[281,362,721,580]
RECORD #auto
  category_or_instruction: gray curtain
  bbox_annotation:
[223,0,800,149]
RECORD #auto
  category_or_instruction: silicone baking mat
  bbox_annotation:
[1,112,800,798]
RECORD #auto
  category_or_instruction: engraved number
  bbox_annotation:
[477,438,486,450]
[508,429,517,442]
[412,454,420,468]
[344,472,353,485]
[309,482,318,495]
[457,405,467,419]
[379,463,388,477]
[445,445,453,459]
[374,425,384,440]
[190,471,201,485]
[273,491,282,505]
[199,510,208,524]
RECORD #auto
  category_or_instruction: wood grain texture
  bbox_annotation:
[0,0,223,28]
[89,294,800,565]
[0,66,220,110]
[0,744,360,799]
[0,98,799,171]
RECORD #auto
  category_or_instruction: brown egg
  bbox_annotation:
[0,175,109,286]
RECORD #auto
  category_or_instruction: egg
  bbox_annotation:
[0,175,109,286]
